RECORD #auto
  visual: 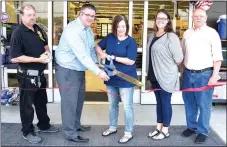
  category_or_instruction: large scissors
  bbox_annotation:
[99,58,144,87]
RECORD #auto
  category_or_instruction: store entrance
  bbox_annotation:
[85,71,108,102]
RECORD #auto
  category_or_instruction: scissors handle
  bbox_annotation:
[100,58,116,76]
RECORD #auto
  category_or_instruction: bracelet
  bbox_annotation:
[114,56,116,61]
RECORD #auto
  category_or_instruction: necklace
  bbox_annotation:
[117,36,128,44]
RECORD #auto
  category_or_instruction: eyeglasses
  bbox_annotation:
[81,12,95,18]
[156,17,168,21]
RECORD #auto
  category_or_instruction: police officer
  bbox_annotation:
[10,4,58,144]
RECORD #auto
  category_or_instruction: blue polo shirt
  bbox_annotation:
[98,33,138,88]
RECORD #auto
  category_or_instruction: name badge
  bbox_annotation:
[27,70,39,76]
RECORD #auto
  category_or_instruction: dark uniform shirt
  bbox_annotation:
[10,23,48,71]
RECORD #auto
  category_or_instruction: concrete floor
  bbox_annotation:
[2,123,225,146]
[1,103,226,143]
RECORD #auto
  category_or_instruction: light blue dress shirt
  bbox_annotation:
[55,18,101,75]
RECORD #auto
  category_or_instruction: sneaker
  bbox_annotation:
[37,125,59,133]
[22,132,43,144]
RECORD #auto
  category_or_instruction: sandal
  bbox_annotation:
[148,129,160,138]
[118,135,133,144]
[102,129,117,137]
[152,131,170,140]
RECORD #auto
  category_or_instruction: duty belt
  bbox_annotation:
[18,67,44,76]
[17,67,44,88]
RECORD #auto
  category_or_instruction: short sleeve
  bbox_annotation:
[9,30,23,58]
[127,38,138,61]
[98,35,108,50]
[210,29,223,62]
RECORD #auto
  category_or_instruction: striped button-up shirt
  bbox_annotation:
[55,18,101,75]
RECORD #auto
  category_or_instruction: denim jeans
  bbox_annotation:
[182,69,214,135]
[151,82,172,127]
[106,86,134,133]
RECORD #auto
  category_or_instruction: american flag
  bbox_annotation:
[190,0,213,10]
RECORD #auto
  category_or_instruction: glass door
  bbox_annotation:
[52,1,64,102]
[2,1,53,102]
[140,1,190,104]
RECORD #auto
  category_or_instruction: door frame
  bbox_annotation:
[140,1,193,104]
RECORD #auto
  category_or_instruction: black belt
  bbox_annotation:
[17,67,44,76]
[186,67,213,73]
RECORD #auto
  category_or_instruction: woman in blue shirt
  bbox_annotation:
[96,15,138,143]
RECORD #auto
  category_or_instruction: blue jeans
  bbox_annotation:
[182,69,214,135]
[106,86,134,133]
[151,82,172,127]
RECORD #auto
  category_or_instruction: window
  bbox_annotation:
[132,1,144,48]
[68,1,129,43]
[53,2,63,45]
[176,1,189,38]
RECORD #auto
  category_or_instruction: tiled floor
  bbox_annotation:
[1,123,226,146]
[1,104,226,146]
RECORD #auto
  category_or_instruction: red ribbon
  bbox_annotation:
[2,82,226,98]
[1,86,123,98]
[147,83,226,92]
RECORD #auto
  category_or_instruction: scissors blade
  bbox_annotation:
[114,70,144,87]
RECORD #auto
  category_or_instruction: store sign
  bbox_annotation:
[0,12,10,23]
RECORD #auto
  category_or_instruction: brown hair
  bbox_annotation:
[112,15,129,37]
[19,4,36,15]
[80,4,96,12]
[153,9,174,33]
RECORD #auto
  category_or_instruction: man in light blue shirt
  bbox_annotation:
[55,4,109,143]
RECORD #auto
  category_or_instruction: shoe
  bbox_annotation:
[67,136,89,143]
[181,128,196,137]
[195,134,208,144]
[77,125,91,131]
[118,135,133,144]
[37,125,59,133]
[148,128,160,138]
[151,131,170,140]
[102,129,117,136]
[22,132,43,144]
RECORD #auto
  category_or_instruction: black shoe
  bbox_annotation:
[37,125,59,133]
[195,134,208,144]
[181,128,196,137]
[68,136,89,143]
[77,125,91,131]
